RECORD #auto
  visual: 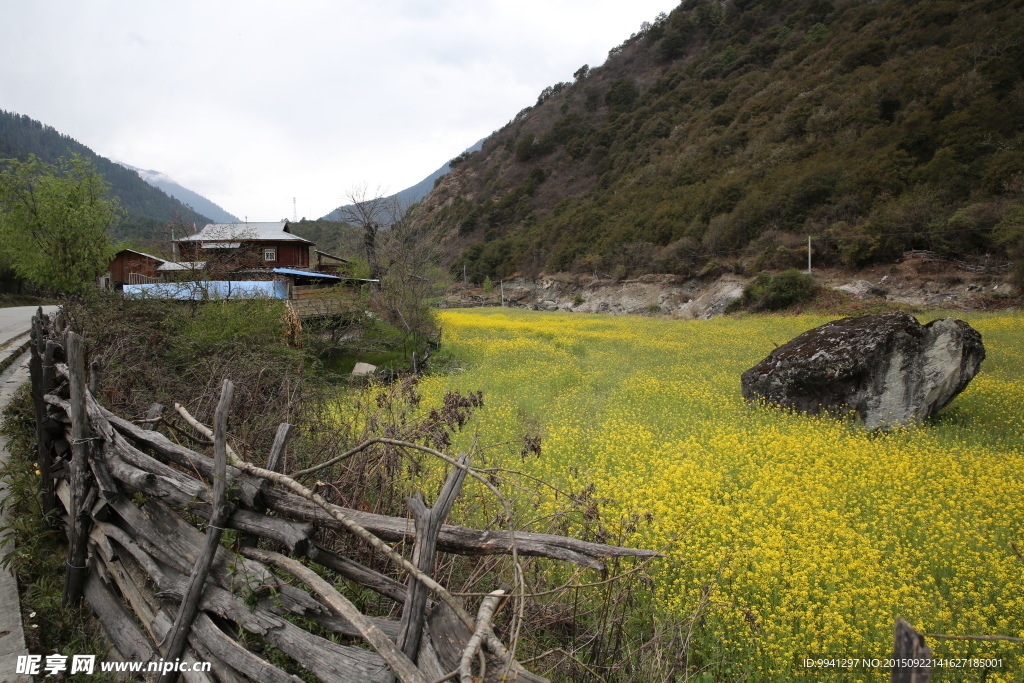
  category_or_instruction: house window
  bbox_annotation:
[264,247,277,262]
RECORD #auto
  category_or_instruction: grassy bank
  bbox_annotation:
[417,308,1024,681]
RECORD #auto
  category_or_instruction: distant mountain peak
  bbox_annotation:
[118,162,240,224]
[323,138,484,220]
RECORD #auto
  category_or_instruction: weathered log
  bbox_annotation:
[89,357,101,397]
[398,455,469,665]
[62,330,92,606]
[174,402,483,634]
[141,403,165,431]
[96,401,659,567]
[95,403,265,508]
[90,543,216,683]
[257,594,401,641]
[149,611,243,683]
[88,442,121,503]
[83,567,159,665]
[101,439,314,554]
[242,547,429,683]
[240,421,294,548]
[161,380,235,683]
[175,612,302,683]
[892,618,932,683]
[266,422,294,473]
[57,397,313,555]
[307,543,408,604]
[96,505,399,679]
[264,488,656,569]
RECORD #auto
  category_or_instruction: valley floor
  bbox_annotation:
[419,308,1024,681]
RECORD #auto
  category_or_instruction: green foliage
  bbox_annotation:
[0,110,211,242]
[995,203,1024,292]
[174,298,292,360]
[605,78,639,109]
[0,153,119,294]
[731,269,816,312]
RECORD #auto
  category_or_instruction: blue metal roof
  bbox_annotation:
[272,268,342,280]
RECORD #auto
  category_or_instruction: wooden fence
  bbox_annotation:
[28,308,660,682]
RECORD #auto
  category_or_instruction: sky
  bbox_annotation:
[1,0,680,221]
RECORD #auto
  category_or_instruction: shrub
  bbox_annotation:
[732,268,816,312]
[605,78,639,109]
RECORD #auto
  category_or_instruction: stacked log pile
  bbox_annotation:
[28,309,660,682]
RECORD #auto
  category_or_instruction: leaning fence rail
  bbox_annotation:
[27,307,660,682]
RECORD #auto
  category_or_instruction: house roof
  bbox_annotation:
[272,268,342,280]
[114,248,167,263]
[315,250,350,263]
[157,261,207,271]
[176,221,314,245]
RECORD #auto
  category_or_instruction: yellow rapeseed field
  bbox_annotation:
[417,308,1024,681]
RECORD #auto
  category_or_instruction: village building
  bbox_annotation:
[104,249,167,287]
[109,220,370,319]
[174,221,314,271]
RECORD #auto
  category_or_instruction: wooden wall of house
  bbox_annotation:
[267,242,309,268]
[108,252,162,284]
[176,241,309,268]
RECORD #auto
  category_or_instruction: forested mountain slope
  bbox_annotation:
[415,0,1024,283]
[0,111,211,242]
[120,162,238,224]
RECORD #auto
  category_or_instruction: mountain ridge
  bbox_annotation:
[0,110,212,243]
[323,138,485,220]
[119,162,239,224]
[412,0,1024,284]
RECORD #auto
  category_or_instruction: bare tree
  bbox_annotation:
[337,183,392,280]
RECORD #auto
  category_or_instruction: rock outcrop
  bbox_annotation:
[741,312,985,428]
[678,276,747,319]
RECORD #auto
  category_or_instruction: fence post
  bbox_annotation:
[62,330,93,606]
[892,618,932,683]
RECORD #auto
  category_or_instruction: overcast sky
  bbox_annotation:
[2,1,679,220]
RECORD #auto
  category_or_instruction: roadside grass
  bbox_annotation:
[0,385,117,682]
[416,308,1024,681]
[0,294,55,309]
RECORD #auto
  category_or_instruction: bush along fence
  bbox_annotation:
[28,308,661,682]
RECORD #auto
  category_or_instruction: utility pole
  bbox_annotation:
[807,235,812,274]
[463,264,467,287]
[500,280,505,307]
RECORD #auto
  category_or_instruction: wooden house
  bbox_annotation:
[106,249,167,287]
[175,221,313,271]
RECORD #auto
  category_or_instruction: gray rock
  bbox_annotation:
[351,362,377,376]
[835,280,888,299]
[740,312,985,428]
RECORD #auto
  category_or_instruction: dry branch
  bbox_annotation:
[460,590,505,683]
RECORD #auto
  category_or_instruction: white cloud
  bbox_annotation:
[1,0,679,220]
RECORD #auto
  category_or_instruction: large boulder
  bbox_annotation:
[740,312,985,428]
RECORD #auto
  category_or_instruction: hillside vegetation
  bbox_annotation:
[0,110,211,243]
[415,0,1024,286]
